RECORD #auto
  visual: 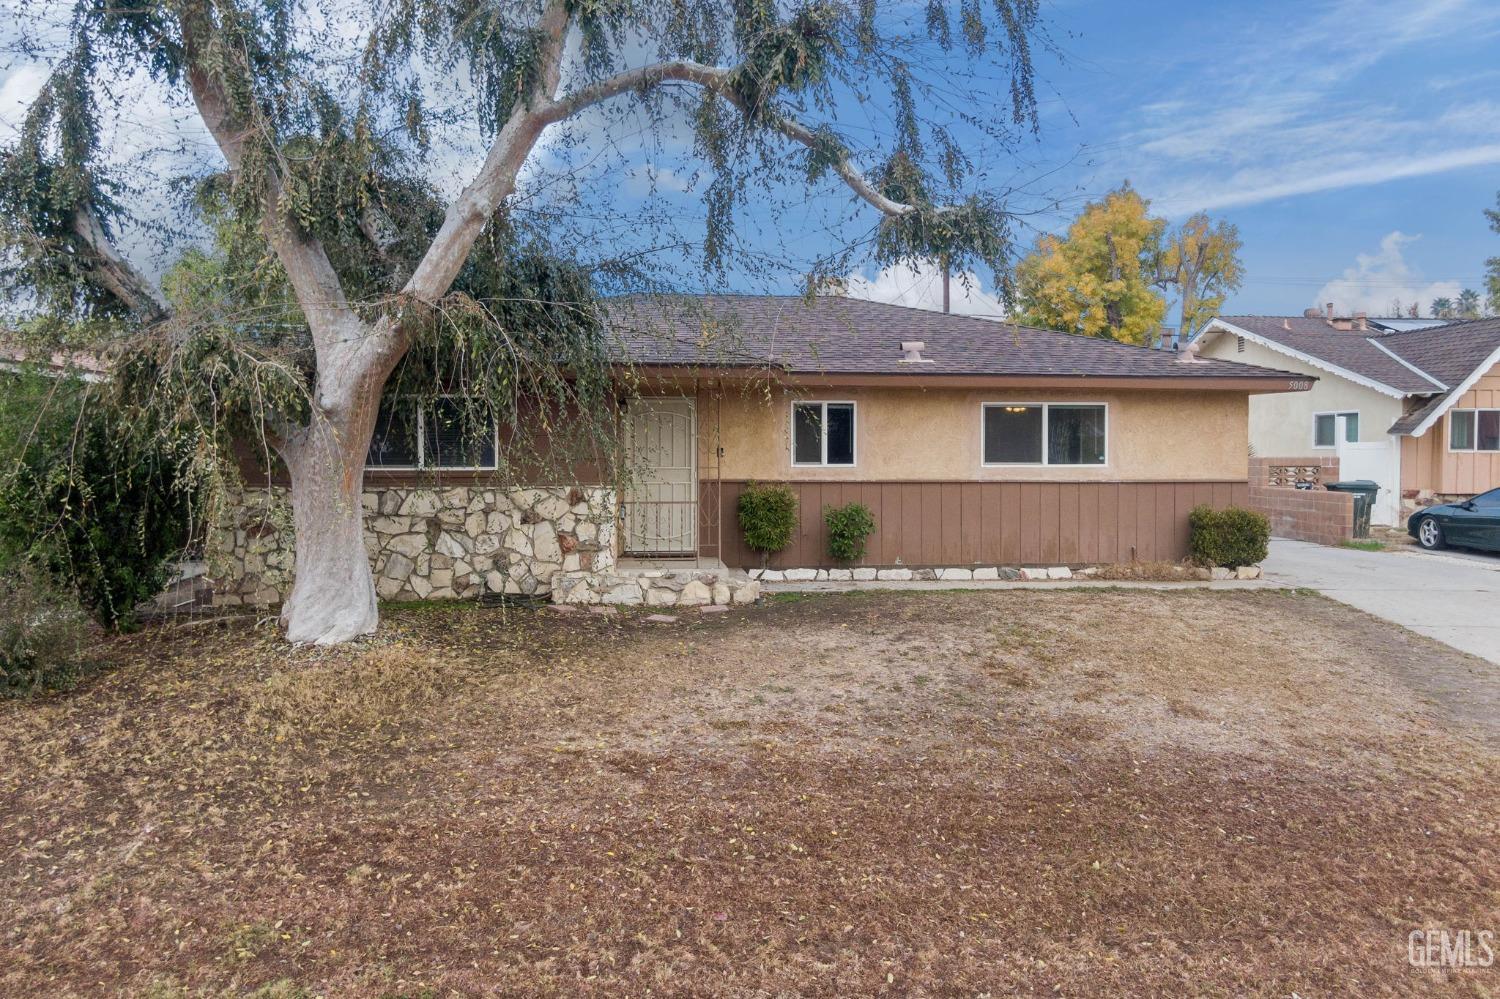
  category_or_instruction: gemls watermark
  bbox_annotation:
[1408,929,1496,969]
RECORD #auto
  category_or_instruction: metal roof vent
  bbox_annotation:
[900,340,933,363]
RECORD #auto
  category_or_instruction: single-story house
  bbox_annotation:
[210,295,1310,606]
[1195,308,1500,525]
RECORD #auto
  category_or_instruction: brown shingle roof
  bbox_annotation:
[609,296,1301,382]
[1380,317,1500,433]
[1214,316,1445,393]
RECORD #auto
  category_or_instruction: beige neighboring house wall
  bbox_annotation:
[1198,334,1403,455]
[698,383,1249,483]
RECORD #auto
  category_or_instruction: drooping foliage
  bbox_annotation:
[0,367,193,629]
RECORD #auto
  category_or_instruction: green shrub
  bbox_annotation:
[824,501,876,562]
[1189,505,1269,568]
[737,481,798,560]
[0,369,192,629]
[0,565,92,694]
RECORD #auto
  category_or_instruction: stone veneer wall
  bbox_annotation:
[209,485,617,607]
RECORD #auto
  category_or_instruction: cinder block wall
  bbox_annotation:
[1248,457,1355,546]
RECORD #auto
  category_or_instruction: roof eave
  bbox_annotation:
[1201,319,1408,399]
[1406,341,1500,437]
[625,363,1312,393]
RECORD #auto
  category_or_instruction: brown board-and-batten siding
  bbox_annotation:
[711,480,1249,569]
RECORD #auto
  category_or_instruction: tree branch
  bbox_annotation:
[69,204,169,322]
[177,1,368,403]
[541,61,918,218]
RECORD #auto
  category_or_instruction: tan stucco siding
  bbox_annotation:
[1405,368,1500,496]
[1199,332,1403,454]
[688,383,1248,482]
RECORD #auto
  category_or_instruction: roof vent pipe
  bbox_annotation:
[1282,318,1292,331]
[900,340,932,363]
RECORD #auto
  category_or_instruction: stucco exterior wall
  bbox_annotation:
[694,383,1249,482]
[1198,333,1404,454]
[1402,368,1500,499]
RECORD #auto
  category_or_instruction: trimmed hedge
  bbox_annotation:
[1189,505,1269,568]
[737,482,797,559]
[824,501,876,562]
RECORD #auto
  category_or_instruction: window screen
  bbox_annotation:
[1342,412,1359,442]
[1451,410,1476,450]
[793,403,823,464]
[424,398,497,469]
[367,400,419,467]
[1314,413,1336,448]
[983,405,1043,464]
[1480,410,1500,451]
[825,403,855,465]
[1047,406,1107,465]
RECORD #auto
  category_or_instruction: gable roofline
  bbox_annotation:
[1407,341,1500,438]
[1366,338,1448,391]
[1198,319,1408,398]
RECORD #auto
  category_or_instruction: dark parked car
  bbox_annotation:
[1408,487,1500,552]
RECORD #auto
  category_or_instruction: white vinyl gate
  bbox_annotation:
[1335,437,1400,526]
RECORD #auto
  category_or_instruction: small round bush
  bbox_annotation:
[824,501,876,563]
[738,482,797,559]
[1189,505,1269,568]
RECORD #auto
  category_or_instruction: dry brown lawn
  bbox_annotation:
[2,589,1499,997]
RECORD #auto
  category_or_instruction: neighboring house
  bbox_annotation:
[1196,308,1500,525]
[209,294,1310,605]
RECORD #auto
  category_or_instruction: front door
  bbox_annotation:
[624,398,698,556]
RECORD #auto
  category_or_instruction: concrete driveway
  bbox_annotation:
[1263,538,1500,664]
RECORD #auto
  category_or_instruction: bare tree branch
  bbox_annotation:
[69,205,169,322]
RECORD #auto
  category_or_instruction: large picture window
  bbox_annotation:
[1450,409,1500,452]
[983,403,1106,466]
[367,397,498,470]
[792,401,856,466]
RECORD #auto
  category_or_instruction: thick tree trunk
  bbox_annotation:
[277,397,383,645]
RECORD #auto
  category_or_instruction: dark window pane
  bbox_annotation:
[367,400,419,467]
[1480,410,1500,451]
[425,398,496,469]
[793,403,823,463]
[984,405,1043,464]
[1048,405,1106,465]
[825,404,855,465]
[1473,487,1500,508]
[1314,414,1335,448]
[1451,411,1475,450]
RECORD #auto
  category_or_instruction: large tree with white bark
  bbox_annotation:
[0,0,1046,644]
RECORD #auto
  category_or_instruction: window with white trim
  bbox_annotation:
[1314,411,1359,448]
[1450,409,1500,452]
[791,401,855,466]
[982,403,1107,466]
[366,397,499,470]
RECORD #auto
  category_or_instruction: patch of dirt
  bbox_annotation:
[2,591,1498,997]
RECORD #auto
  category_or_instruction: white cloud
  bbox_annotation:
[622,163,696,197]
[840,260,1006,318]
[1314,231,1462,316]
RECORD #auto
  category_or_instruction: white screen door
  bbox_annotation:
[624,398,698,555]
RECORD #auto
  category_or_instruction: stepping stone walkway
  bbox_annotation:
[644,614,678,624]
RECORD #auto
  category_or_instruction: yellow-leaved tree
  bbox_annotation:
[1014,186,1167,344]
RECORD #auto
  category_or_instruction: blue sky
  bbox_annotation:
[1020,0,1500,318]
[1,0,1497,321]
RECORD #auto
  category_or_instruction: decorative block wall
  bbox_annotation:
[1248,457,1354,546]
[208,485,617,607]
